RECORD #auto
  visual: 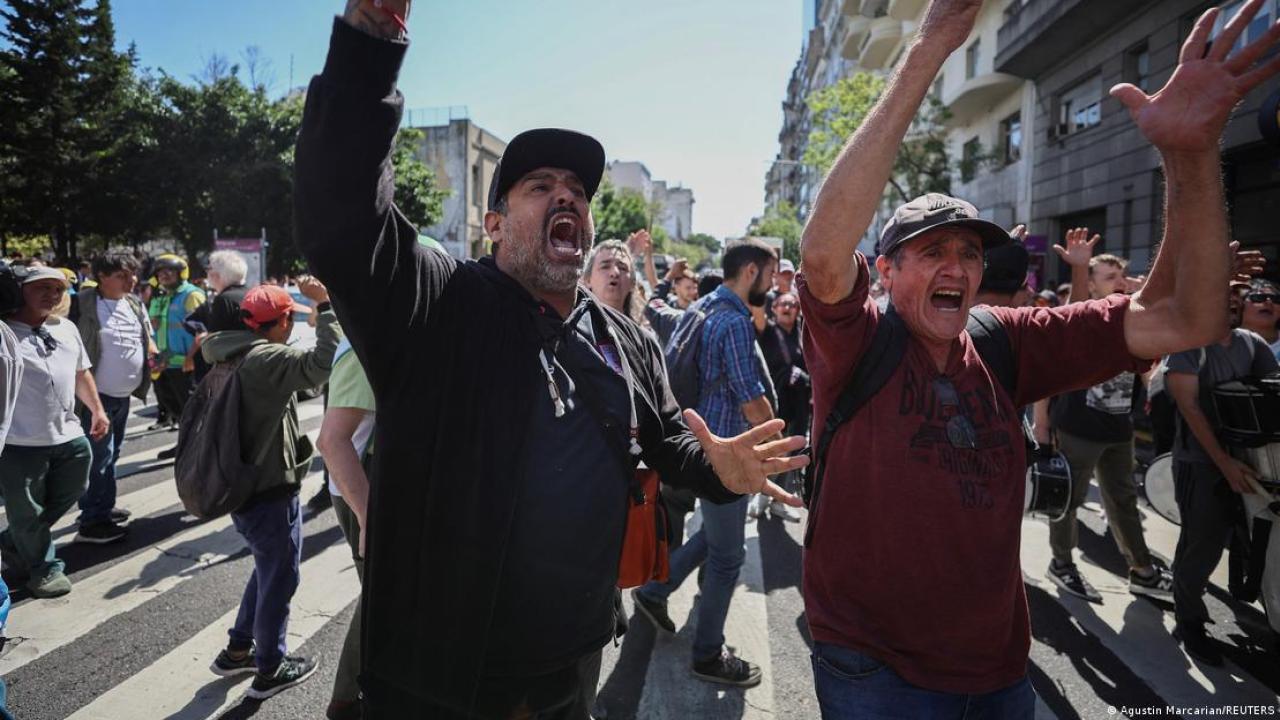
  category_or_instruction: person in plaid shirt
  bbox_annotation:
[631,238,779,687]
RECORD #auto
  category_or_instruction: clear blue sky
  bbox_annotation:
[111,0,805,240]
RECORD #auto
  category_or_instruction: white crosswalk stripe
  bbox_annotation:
[3,398,1277,719]
[64,538,359,720]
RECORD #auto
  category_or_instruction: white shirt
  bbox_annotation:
[5,317,91,447]
[93,296,148,398]
[0,321,23,454]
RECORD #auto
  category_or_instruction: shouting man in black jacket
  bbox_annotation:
[295,2,808,718]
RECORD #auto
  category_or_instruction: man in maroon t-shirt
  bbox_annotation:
[796,0,1279,716]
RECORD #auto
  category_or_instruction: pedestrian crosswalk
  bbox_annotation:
[1,398,1275,719]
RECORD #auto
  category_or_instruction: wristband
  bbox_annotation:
[316,301,333,313]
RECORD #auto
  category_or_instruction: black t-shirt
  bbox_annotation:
[484,298,632,676]
[1050,371,1137,443]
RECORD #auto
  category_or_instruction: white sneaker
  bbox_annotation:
[769,500,801,523]
[747,494,768,520]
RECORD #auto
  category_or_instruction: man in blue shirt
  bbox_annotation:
[632,239,778,687]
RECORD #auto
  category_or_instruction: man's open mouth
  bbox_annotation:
[547,215,581,258]
[930,288,964,312]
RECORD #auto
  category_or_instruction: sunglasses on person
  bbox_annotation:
[32,325,58,353]
[1246,292,1279,304]
[933,377,978,450]
[775,300,799,309]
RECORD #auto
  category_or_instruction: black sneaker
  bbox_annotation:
[75,520,128,545]
[109,507,132,523]
[156,446,178,461]
[246,655,318,699]
[1129,565,1174,602]
[1047,560,1102,603]
[210,646,256,677]
[307,485,333,512]
[1174,624,1223,667]
[691,647,762,687]
[631,589,676,635]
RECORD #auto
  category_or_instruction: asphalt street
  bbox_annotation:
[2,397,1276,719]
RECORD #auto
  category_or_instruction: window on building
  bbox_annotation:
[962,137,981,182]
[966,39,980,80]
[1209,0,1278,54]
[1055,74,1102,137]
[1001,113,1022,165]
[1124,41,1151,93]
[472,164,482,207]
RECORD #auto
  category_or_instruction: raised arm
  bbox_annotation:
[295,1,453,381]
[1117,0,1280,359]
[800,0,981,303]
[1053,228,1097,304]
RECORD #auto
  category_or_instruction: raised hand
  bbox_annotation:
[1111,0,1280,155]
[1230,240,1267,283]
[343,0,411,40]
[684,410,809,507]
[627,229,652,257]
[1009,224,1028,242]
[917,0,984,53]
[297,275,331,305]
[665,258,689,282]
[1052,227,1100,268]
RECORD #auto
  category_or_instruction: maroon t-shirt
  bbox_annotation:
[799,254,1149,694]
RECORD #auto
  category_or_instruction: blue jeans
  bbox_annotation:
[636,495,748,660]
[229,494,302,673]
[78,394,132,524]
[811,643,1034,719]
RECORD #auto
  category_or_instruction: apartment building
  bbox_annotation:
[999,0,1280,281]
[410,116,507,260]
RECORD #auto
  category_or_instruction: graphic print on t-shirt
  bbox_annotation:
[1084,372,1134,415]
[898,364,1017,511]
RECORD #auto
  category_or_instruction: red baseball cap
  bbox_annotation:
[241,285,311,330]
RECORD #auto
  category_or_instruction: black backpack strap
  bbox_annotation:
[967,307,1045,463]
[966,307,1016,400]
[802,305,908,546]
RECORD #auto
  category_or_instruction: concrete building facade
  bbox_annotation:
[767,0,1279,285]
[998,0,1280,282]
[411,117,507,260]
[606,160,696,241]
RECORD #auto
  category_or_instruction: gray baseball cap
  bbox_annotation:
[876,193,1011,258]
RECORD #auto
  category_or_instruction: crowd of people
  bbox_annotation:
[0,0,1278,718]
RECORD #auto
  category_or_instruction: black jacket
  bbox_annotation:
[294,19,738,718]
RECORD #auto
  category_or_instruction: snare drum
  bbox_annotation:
[1142,453,1180,526]
[1025,452,1071,522]
[1211,373,1280,447]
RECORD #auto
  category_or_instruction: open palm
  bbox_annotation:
[684,410,809,507]
[1111,0,1280,153]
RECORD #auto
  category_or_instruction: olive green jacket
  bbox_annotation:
[201,308,341,498]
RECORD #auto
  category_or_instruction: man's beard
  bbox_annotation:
[747,273,771,308]
[501,209,593,295]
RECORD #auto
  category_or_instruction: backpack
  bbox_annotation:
[173,353,269,519]
[664,300,726,410]
[801,305,1032,546]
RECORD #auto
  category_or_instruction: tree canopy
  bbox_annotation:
[803,72,959,205]
[0,0,447,274]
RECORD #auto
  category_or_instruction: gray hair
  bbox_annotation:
[207,250,248,285]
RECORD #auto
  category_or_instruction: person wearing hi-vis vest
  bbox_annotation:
[146,254,205,458]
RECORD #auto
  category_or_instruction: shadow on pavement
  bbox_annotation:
[1026,583,1166,714]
